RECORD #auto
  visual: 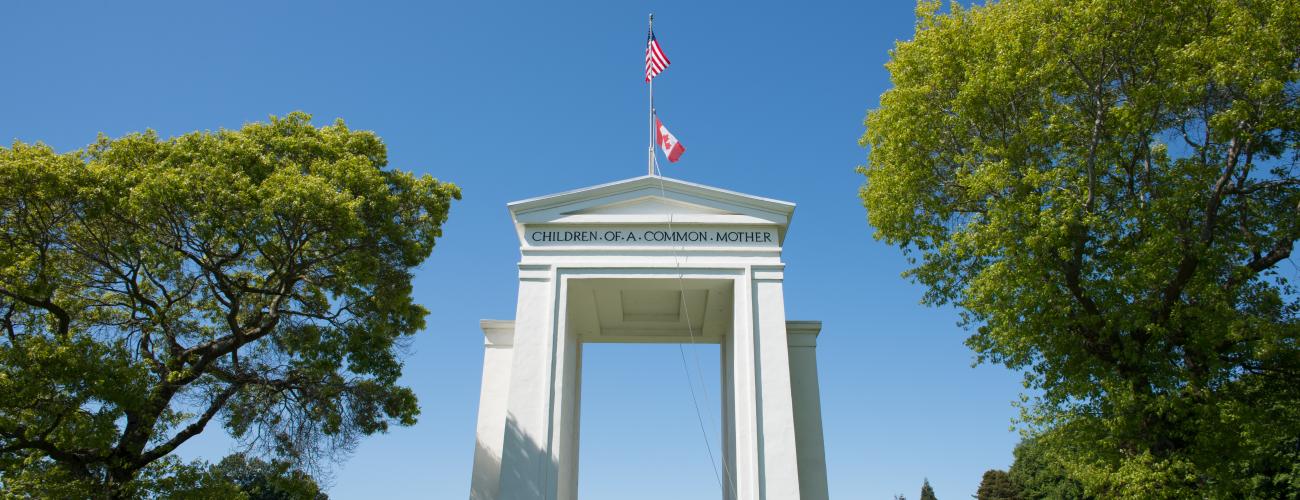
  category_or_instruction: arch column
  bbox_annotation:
[787,321,829,500]
[721,265,803,499]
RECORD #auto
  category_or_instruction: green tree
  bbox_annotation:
[976,469,1018,500]
[0,113,460,497]
[1008,436,1088,500]
[860,0,1299,497]
[209,453,326,500]
[920,477,937,500]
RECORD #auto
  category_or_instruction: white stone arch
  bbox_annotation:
[470,177,828,500]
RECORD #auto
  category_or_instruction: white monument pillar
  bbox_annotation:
[471,320,515,500]
[788,321,830,500]
[470,176,828,500]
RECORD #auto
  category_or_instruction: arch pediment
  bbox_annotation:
[507,176,796,245]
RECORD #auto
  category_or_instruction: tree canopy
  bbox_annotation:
[0,113,460,496]
[920,478,937,500]
[1007,436,1088,500]
[208,453,327,500]
[861,0,1299,496]
[975,469,1018,500]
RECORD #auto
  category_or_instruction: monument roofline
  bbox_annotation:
[506,175,798,245]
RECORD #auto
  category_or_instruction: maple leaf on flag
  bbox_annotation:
[655,116,685,163]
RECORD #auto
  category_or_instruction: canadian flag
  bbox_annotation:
[655,116,686,163]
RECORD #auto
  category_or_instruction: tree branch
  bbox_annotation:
[0,423,96,475]
[0,286,70,337]
[135,382,243,467]
[1159,134,1245,319]
[1226,238,1295,290]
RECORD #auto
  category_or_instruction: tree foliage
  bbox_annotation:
[1007,436,1088,500]
[861,0,1300,497]
[0,113,460,496]
[920,477,938,500]
[976,469,1018,500]
[209,453,326,500]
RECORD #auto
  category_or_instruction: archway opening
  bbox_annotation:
[577,343,726,500]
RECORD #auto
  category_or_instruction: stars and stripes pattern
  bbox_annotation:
[645,28,670,82]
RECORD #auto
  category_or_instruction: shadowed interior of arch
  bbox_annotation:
[567,278,732,344]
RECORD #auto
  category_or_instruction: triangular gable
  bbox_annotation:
[507,175,796,245]
[562,196,735,216]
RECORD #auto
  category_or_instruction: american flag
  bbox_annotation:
[645,28,670,82]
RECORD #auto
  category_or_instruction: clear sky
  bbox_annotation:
[1,1,1025,498]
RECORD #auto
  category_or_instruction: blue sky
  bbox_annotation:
[1,1,1025,498]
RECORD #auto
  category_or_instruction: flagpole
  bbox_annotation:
[648,13,656,177]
